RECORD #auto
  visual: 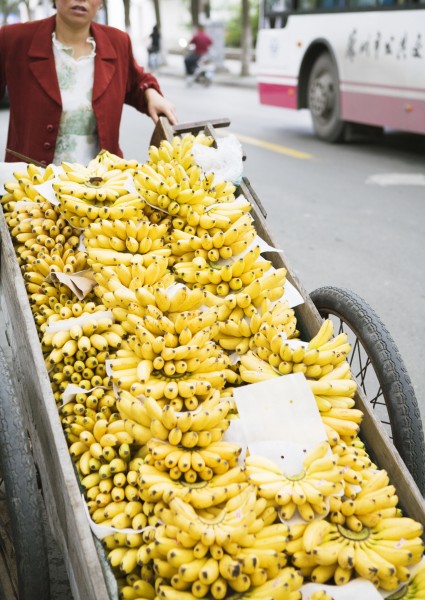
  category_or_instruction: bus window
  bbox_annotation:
[349,0,377,7]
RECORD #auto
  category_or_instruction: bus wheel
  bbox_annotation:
[310,285,425,494]
[308,53,346,143]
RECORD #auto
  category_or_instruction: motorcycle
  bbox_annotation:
[187,54,215,87]
[181,40,215,88]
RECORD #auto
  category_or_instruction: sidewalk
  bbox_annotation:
[155,51,258,89]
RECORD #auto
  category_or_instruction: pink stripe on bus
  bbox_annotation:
[341,92,425,134]
[258,81,425,134]
[341,81,425,94]
[258,82,298,109]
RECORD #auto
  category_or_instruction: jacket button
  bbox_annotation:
[40,160,47,166]
[46,124,54,132]
[43,142,51,150]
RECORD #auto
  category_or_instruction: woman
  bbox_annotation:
[148,24,161,70]
[0,0,177,166]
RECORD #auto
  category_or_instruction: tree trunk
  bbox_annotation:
[240,0,252,76]
[104,0,109,25]
[153,0,161,29]
[123,0,131,31]
[190,0,199,28]
[203,0,210,19]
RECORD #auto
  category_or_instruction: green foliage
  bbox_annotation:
[225,0,259,48]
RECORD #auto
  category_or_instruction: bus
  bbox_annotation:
[256,0,425,141]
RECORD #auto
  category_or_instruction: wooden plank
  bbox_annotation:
[0,211,114,600]
[149,116,175,147]
[173,118,231,135]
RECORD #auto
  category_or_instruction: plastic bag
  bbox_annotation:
[192,134,244,185]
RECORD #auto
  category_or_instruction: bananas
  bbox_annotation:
[3,143,423,600]
[249,319,352,380]
[386,559,425,599]
[246,441,344,522]
[297,517,424,589]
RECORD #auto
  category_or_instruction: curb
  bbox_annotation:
[156,67,257,89]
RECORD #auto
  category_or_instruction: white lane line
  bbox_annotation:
[366,173,425,186]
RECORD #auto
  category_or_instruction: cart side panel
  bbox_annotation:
[0,212,113,600]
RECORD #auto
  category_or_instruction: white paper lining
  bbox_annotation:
[301,578,383,600]
[82,495,154,540]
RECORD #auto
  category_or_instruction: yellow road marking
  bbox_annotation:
[232,132,313,160]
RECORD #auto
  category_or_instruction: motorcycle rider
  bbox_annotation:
[184,25,212,76]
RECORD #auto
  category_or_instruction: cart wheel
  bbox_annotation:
[0,347,50,599]
[309,286,425,495]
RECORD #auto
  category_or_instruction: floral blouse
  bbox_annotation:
[52,33,100,165]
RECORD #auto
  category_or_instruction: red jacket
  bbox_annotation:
[0,16,162,164]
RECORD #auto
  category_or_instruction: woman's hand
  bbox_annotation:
[145,88,178,126]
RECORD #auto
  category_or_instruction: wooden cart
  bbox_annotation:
[0,117,424,599]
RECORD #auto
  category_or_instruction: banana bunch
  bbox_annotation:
[34,290,99,333]
[24,247,88,284]
[107,307,235,403]
[61,388,116,428]
[246,441,344,522]
[146,438,242,478]
[88,148,140,172]
[165,485,268,545]
[173,246,272,299]
[386,560,425,600]
[57,195,143,230]
[84,217,170,256]
[119,574,156,600]
[251,319,351,380]
[48,342,112,404]
[338,468,399,531]
[134,162,219,216]
[156,566,303,600]
[42,311,123,368]
[117,391,233,458]
[330,440,373,502]
[208,270,289,329]
[239,350,281,383]
[145,487,293,597]
[135,133,237,217]
[168,212,256,260]
[308,367,360,445]
[54,160,130,201]
[52,158,146,228]
[92,259,173,310]
[137,463,247,508]
[2,163,55,207]
[217,297,298,356]
[184,193,252,231]
[296,516,424,589]
[3,196,81,271]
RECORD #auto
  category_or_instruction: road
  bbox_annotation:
[116,76,425,426]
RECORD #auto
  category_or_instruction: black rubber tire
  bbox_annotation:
[0,347,50,599]
[307,53,346,143]
[310,286,425,495]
